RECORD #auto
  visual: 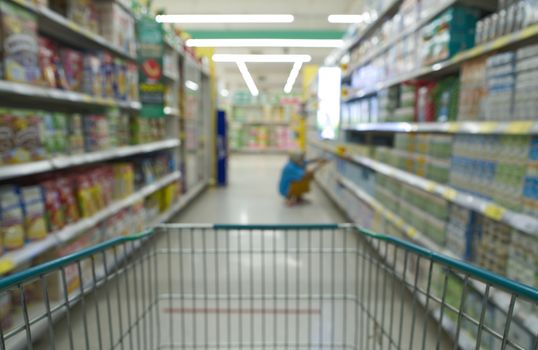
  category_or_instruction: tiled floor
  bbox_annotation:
[172,154,344,224]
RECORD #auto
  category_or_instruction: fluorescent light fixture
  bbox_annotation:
[187,39,344,48]
[213,54,312,63]
[236,62,258,96]
[328,14,363,23]
[156,14,294,24]
[185,80,199,91]
[284,61,303,94]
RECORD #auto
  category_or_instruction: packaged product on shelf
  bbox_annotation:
[415,81,436,122]
[58,48,84,91]
[95,2,136,56]
[458,56,488,121]
[507,229,537,287]
[483,52,516,120]
[56,177,79,224]
[7,110,45,164]
[67,113,84,154]
[40,180,65,232]
[113,57,127,100]
[74,173,97,218]
[40,112,69,156]
[37,36,57,88]
[20,185,48,241]
[476,217,512,276]
[112,163,134,199]
[83,114,110,151]
[420,6,480,65]
[0,1,40,83]
[82,54,103,96]
[67,0,99,34]
[127,62,139,101]
[433,77,460,122]
[0,186,25,250]
[100,51,114,98]
[445,204,472,259]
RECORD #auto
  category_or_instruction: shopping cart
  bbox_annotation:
[0,224,536,350]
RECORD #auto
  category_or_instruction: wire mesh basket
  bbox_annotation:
[0,224,536,349]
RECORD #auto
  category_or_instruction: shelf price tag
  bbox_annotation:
[0,259,15,275]
[478,122,498,133]
[443,188,457,200]
[406,227,418,238]
[484,204,506,221]
[446,122,459,133]
[506,121,533,134]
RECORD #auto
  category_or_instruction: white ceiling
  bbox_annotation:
[154,0,363,94]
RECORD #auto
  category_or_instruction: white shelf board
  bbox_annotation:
[0,80,141,109]
[0,139,180,181]
[0,172,181,275]
[343,120,538,135]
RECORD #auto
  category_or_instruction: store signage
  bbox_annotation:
[137,18,165,117]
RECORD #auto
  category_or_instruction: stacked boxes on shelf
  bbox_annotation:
[445,204,473,259]
[420,6,480,65]
[476,217,512,276]
[483,53,516,121]
[514,44,538,119]
[458,56,488,121]
[507,228,538,287]
[523,135,538,215]
[450,134,530,211]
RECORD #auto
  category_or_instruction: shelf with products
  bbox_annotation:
[332,0,404,63]
[0,170,180,276]
[342,0,535,103]
[9,0,136,60]
[310,139,538,237]
[2,179,208,350]
[314,163,538,341]
[0,0,140,109]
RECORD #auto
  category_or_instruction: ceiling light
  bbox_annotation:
[236,62,258,96]
[185,80,199,91]
[187,39,344,48]
[220,89,230,97]
[284,61,303,94]
[328,14,365,23]
[212,54,312,63]
[155,14,294,24]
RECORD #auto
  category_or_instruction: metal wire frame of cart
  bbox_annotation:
[0,224,536,349]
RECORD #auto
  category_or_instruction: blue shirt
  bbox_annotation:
[279,161,305,197]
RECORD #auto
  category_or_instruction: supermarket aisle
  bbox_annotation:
[173,154,344,224]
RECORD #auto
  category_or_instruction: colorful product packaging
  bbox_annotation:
[41,180,65,232]
[20,186,47,241]
[0,1,40,83]
[0,186,25,250]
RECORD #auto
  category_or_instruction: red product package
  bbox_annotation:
[56,176,80,223]
[415,81,436,123]
[38,36,57,88]
[40,180,65,232]
[59,48,83,91]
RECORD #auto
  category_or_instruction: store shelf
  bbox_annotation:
[310,140,538,237]
[0,172,181,275]
[0,139,180,181]
[343,19,538,101]
[343,120,538,134]
[332,0,403,63]
[10,0,136,61]
[231,148,291,154]
[235,120,289,126]
[0,80,141,110]
[317,170,538,336]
